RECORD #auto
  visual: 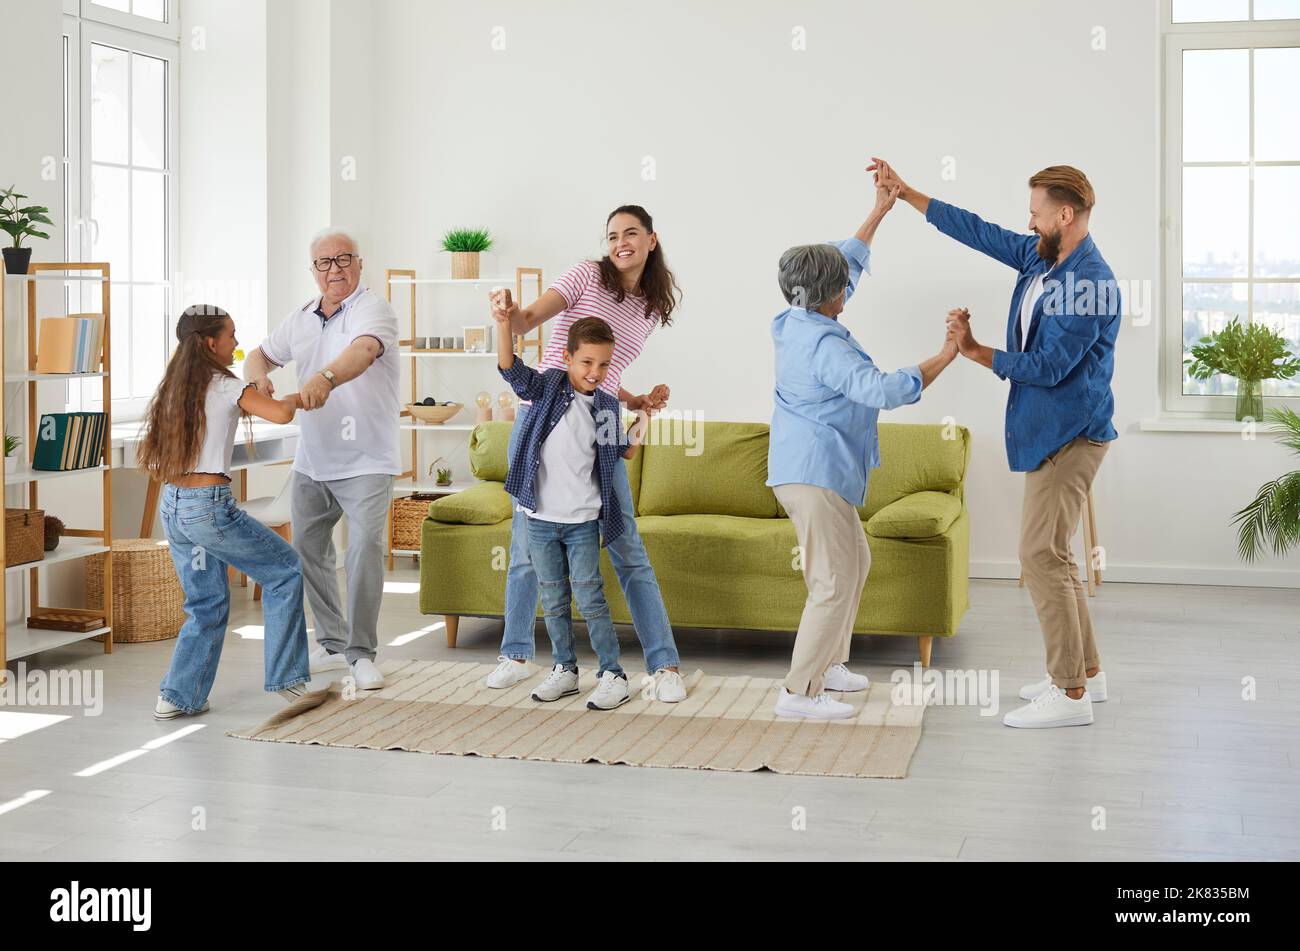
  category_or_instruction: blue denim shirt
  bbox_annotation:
[766,237,924,507]
[926,199,1120,472]
[499,355,629,547]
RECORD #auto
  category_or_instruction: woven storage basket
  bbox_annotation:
[85,538,186,643]
[392,494,439,552]
[4,508,45,567]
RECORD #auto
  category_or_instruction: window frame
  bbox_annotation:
[1161,1,1300,415]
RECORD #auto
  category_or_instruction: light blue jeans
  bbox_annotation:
[501,404,680,672]
[527,517,624,677]
[159,484,310,713]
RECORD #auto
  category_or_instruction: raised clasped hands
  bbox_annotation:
[945,307,976,358]
[867,157,909,202]
[627,384,671,416]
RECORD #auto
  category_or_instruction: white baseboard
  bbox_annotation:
[971,560,1300,589]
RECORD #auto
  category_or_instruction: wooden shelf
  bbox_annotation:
[4,370,107,382]
[4,540,110,576]
[4,622,112,660]
[5,463,110,486]
[400,349,496,358]
[387,277,519,286]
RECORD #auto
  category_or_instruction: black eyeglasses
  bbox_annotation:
[313,253,358,272]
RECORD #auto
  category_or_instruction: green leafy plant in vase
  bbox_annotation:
[0,185,54,275]
[441,227,493,280]
[1184,318,1300,422]
[4,432,21,473]
[1233,407,1300,562]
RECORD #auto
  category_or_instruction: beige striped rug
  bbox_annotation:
[227,659,925,778]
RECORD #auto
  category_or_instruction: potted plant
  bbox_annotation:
[0,186,54,275]
[1184,318,1300,421]
[43,515,65,553]
[4,433,20,473]
[441,227,492,280]
[1234,407,1300,562]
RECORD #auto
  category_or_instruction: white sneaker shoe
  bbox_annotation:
[531,665,580,703]
[1019,670,1107,702]
[586,671,630,711]
[824,663,870,692]
[774,688,855,720]
[153,696,209,720]
[651,669,687,703]
[1003,685,1094,729]
[485,656,536,689]
[277,683,310,703]
[351,658,385,690]
[309,644,349,674]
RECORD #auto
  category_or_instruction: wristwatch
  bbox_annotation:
[320,369,337,387]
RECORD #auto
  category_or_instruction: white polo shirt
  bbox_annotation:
[260,285,401,481]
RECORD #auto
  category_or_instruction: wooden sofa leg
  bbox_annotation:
[444,615,459,648]
[918,635,934,668]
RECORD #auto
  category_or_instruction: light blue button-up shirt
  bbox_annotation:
[766,237,923,508]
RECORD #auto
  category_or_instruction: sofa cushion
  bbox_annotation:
[637,421,778,518]
[860,423,970,518]
[468,422,512,482]
[427,481,513,525]
[866,490,961,539]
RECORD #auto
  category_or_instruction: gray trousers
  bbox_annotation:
[290,471,393,664]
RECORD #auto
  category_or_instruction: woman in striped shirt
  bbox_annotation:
[483,204,687,701]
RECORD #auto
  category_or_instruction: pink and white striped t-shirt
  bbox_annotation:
[532,260,659,401]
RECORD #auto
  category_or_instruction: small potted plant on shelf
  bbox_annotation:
[0,185,55,275]
[441,227,493,280]
[1184,317,1300,422]
[4,433,21,473]
[43,515,65,553]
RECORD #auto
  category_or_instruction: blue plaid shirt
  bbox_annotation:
[499,356,630,547]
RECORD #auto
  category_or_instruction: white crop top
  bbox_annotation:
[191,373,251,478]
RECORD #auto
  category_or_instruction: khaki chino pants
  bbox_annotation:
[774,483,872,697]
[1020,436,1109,690]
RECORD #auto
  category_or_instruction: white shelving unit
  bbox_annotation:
[384,265,544,567]
[2,263,114,663]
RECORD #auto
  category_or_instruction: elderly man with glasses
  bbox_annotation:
[244,228,400,690]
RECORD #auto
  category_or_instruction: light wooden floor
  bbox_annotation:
[2,567,1298,861]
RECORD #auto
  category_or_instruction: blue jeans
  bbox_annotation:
[159,484,311,713]
[501,404,680,672]
[526,517,624,677]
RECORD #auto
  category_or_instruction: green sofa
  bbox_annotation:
[419,420,970,666]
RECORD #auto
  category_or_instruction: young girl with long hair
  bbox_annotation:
[483,204,689,701]
[137,305,311,719]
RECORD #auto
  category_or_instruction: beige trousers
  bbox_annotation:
[1020,436,1109,690]
[774,483,872,697]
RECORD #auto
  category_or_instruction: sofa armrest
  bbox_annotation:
[865,490,961,539]
[427,481,513,525]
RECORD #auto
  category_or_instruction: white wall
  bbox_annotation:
[337,0,1298,587]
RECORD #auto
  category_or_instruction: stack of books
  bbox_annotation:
[31,412,107,471]
[35,315,105,374]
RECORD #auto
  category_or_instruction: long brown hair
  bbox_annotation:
[596,204,680,327]
[137,305,240,484]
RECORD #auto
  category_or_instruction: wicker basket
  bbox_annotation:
[392,494,440,552]
[85,538,186,643]
[4,508,45,567]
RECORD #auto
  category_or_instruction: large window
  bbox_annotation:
[1164,1,1300,414]
[63,0,177,417]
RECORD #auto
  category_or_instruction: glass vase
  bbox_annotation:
[1235,379,1263,422]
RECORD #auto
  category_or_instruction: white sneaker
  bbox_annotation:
[351,658,385,690]
[1003,685,1094,729]
[824,663,870,692]
[485,656,536,689]
[1019,670,1107,702]
[153,696,209,720]
[651,669,687,703]
[586,671,630,711]
[277,683,310,703]
[531,666,580,703]
[774,687,855,720]
[309,644,349,674]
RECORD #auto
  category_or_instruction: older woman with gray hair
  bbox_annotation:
[766,172,959,719]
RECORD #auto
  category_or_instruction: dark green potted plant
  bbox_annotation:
[1184,318,1300,421]
[4,432,21,474]
[1234,407,1300,562]
[441,227,493,279]
[0,186,54,275]
[43,515,65,553]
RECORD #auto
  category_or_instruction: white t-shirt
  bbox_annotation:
[1019,272,1048,351]
[192,373,251,478]
[259,285,401,481]
[521,390,601,524]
